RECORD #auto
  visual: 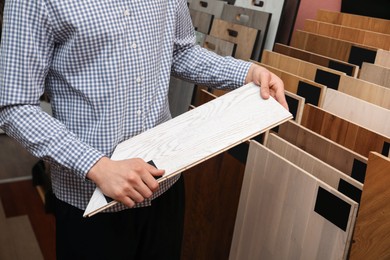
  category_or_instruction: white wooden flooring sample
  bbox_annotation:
[229,141,358,260]
[84,83,292,217]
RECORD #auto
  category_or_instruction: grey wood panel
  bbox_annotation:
[203,35,236,56]
[359,62,390,88]
[85,83,292,216]
[221,4,271,60]
[168,77,195,118]
[189,9,214,34]
[265,133,363,202]
[277,120,368,183]
[189,0,226,18]
[230,140,358,260]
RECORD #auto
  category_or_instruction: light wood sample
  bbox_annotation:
[359,62,390,88]
[209,18,259,60]
[229,141,358,260]
[350,152,390,259]
[375,49,390,68]
[203,35,236,57]
[265,133,363,202]
[322,88,390,138]
[276,120,368,183]
[84,83,292,216]
[273,43,359,77]
[301,103,390,158]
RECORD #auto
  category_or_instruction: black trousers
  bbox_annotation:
[55,176,185,260]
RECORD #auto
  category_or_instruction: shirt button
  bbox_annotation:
[136,77,142,83]
[136,110,142,116]
[131,43,137,49]
[124,9,130,16]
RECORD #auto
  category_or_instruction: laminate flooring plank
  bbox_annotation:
[359,62,390,88]
[350,152,390,259]
[229,140,358,260]
[273,43,359,77]
[323,88,390,137]
[203,35,237,57]
[168,76,195,117]
[189,8,214,34]
[285,91,305,124]
[189,0,226,18]
[209,18,259,60]
[277,120,368,183]
[191,87,217,107]
[375,49,390,68]
[84,83,292,216]
[301,104,390,158]
[265,133,363,202]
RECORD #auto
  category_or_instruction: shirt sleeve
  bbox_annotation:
[0,0,104,179]
[171,0,252,90]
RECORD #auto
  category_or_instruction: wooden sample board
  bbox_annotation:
[375,49,390,68]
[322,88,390,138]
[316,9,390,35]
[350,152,390,259]
[84,83,292,217]
[168,76,195,118]
[359,62,390,88]
[229,140,358,260]
[265,133,363,203]
[284,91,305,124]
[276,120,368,183]
[209,18,259,60]
[189,0,226,18]
[234,0,285,50]
[290,30,380,67]
[189,9,214,34]
[221,4,271,60]
[301,103,390,158]
[273,43,359,77]
[304,19,390,51]
[203,35,237,57]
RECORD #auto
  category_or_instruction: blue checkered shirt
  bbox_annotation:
[0,0,251,211]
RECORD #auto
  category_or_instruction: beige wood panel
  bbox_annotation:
[84,83,292,216]
[304,19,390,50]
[191,87,217,107]
[285,91,305,124]
[301,103,390,158]
[265,133,363,200]
[290,30,379,64]
[209,19,258,60]
[338,74,390,109]
[359,62,390,88]
[203,35,236,57]
[256,62,327,107]
[229,140,358,260]
[375,49,390,68]
[277,120,368,182]
[316,9,390,35]
[273,43,359,77]
[350,152,390,259]
[323,88,390,138]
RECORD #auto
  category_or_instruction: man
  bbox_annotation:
[0,0,288,259]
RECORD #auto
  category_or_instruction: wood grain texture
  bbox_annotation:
[375,49,390,68]
[338,74,390,109]
[359,62,390,88]
[191,86,217,107]
[221,4,271,60]
[350,152,390,259]
[322,88,390,137]
[84,83,292,216]
[285,91,305,124]
[301,103,390,158]
[304,19,390,50]
[277,120,367,182]
[265,133,363,201]
[209,18,258,60]
[168,76,195,118]
[189,9,214,34]
[203,35,236,57]
[189,0,226,18]
[229,140,358,260]
[255,61,327,107]
[316,9,390,35]
[273,43,359,77]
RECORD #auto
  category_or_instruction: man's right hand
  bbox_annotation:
[86,157,165,208]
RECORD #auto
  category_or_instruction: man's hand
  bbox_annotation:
[245,63,289,110]
[87,157,165,208]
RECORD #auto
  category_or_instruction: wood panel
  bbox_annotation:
[350,152,390,259]
[359,62,390,88]
[229,140,358,260]
[221,4,271,60]
[84,83,292,216]
[189,0,226,18]
[209,18,259,60]
[304,19,390,50]
[316,9,390,35]
[255,62,327,107]
[203,35,236,57]
[276,120,368,183]
[322,88,390,137]
[265,133,363,203]
[168,77,195,118]
[191,87,217,107]
[290,30,380,67]
[284,91,305,124]
[301,103,390,158]
[375,49,390,68]
[189,9,214,35]
[273,43,359,77]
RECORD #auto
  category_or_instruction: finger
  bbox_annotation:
[121,196,136,208]
[258,71,270,100]
[126,188,145,203]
